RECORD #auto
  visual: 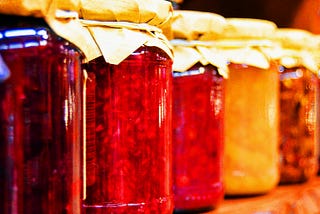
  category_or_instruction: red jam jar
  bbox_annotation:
[170,11,227,213]
[0,54,10,214]
[80,1,174,213]
[273,29,319,184]
[82,47,173,214]
[0,15,83,214]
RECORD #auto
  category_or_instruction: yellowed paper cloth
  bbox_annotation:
[217,47,270,70]
[0,0,49,17]
[196,46,229,78]
[171,40,229,78]
[171,10,226,41]
[262,48,318,73]
[88,27,149,64]
[172,46,202,72]
[0,0,174,64]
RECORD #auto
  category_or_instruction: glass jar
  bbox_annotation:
[0,15,83,214]
[0,54,10,214]
[170,10,227,213]
[273,28,319,184]
[314,35,320,176]
[172,64,225,212]
[82,46,173,214]
[221,18,280,196]
[80,1,174,212]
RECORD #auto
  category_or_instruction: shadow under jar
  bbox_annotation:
[82,46,173,214]
[0,15,83,214]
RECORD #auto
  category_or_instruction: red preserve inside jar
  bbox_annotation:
[82,46,173,214]
[0,54,10,213]
[172,63,225,213]
[0,15,83,214]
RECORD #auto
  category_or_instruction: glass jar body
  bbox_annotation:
[0,16,83,214]
[279,66,318,184]
[224,63,280,196]
[172,64,225,213]
[82,46,173,214]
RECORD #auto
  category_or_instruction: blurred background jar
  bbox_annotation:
[312,34,320,176]
[170,10,228,213]
[220,18,280,196]
[0,1,84,213]
[79,1,174,213]
[270,29,319,184]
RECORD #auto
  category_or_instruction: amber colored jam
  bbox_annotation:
[224,63,279,196]
[0,16,83,214]
[279,66,318,184]
[82,46,173,214]
[172,64,224,212]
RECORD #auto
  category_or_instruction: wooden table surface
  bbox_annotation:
[208,177,320,214]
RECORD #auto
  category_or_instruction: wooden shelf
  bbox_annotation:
[208,177,320,214]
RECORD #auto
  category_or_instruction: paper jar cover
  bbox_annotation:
[0,0,174,63]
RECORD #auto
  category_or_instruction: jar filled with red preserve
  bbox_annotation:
[79,1,174,213]
[170,10,228,213]
[219,18,280,196]
[270,29,319,184]
[0,1,84,213]
[0,54,10,214]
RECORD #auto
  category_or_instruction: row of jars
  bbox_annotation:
[1,0,320,213]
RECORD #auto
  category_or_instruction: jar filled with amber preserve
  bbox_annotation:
[271,29,319,184]
[220,18,280,196]
[312,34,320,176]
[170,10,228,213]
[75,1,174,213]
[0,0,84,213]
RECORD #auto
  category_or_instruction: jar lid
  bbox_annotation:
[171,10,227,41]
[221,18,277,39]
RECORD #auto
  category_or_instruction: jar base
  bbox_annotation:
[82,196,173,214]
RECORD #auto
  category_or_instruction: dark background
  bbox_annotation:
[177,0,320,33]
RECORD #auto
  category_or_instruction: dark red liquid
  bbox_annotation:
[172,64,225,212]
[279,66,318,184]
[82,46,173,214]
[0,16,83,214]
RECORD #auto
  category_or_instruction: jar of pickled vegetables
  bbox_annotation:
[270,29,319,184]
[78,1,174,213]
[219,18,280,196]
[170,10,227,213]
[0,1,84,213]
